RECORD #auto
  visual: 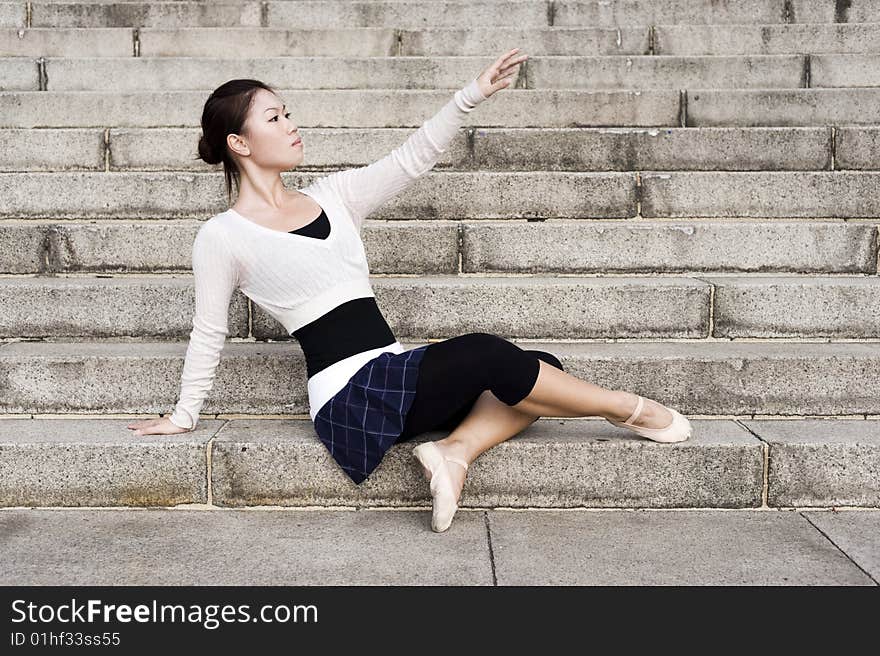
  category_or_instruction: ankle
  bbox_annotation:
[434,437,473,465]
[604,391,637,422]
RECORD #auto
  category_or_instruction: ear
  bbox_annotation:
[227,133,248,157]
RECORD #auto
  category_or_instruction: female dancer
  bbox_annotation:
[128,48,692,532]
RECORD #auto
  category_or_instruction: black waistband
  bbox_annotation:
[291,296,397,378]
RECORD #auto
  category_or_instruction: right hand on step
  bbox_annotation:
[127,416,191,436]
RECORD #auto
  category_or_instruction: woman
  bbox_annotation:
[127,48,693,533]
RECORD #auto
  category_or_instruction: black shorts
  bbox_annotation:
[395,332,564,443]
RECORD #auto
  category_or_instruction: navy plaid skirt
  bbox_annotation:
[312,345,429,485]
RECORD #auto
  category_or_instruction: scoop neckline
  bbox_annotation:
[227,189,337,247]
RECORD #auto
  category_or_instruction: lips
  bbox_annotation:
[291,137,302,146]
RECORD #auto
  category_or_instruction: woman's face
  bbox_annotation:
[229,88,303,171]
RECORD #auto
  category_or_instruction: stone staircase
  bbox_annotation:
[0,0,877,511]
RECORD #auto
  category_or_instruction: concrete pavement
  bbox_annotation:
[1,507,876,586]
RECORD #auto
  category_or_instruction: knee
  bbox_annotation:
[528,350,564,372]
[466,336,563,373]
[462,332,506,346]
[460,332,515,358]
[461,332,533,382]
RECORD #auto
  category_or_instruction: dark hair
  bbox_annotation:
[195,78,278,206]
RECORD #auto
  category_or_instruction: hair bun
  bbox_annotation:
[198,133,220,165]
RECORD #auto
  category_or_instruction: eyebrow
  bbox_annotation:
[264,104,286,114]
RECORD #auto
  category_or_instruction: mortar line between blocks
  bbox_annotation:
[483,511,498,586]
[690,275,716,338]
[37,56,45,91]
[205,418,239,507]
[206,436,214,506]
[760,442,769,507]
[830,126,836,171]
[634,171,642,217]
[800,512,879,586]
[874,225,880,274]
[679,89,687,127]
[708,281,715,337]
[457,222,464,274]
[732,418,770,508]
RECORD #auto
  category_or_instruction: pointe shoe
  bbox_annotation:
[605,395,692,443]
[412,442,469,533]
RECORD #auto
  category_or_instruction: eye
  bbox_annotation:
[270,112,292,122]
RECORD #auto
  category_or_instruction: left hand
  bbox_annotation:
[476,48,529,99]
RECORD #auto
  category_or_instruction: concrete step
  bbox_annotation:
[5,53,876,95]
[655,22,880,55]
[4,88,880,129]
[2,219,875,276]
[24,1,265,29]
[3,26,653,57]
[812,53,880,88]
[6,126,864,173]
[553,0,880,26]
[524,53,812,91]
[0,88,683,128]
[5,170,880,218]
[0,170,639,218]
[1,54,819,92]
[0,416,877,509]
[2,274,880,339]
[1,55,36,89]
[0,26,135,57]
[638,171,880,217]
[18,1,880,30]
[686,88,880,126]
[1,340,878,416]
[7,24,880,58]
[0,218,460,274]
[0,170,634,218]
[2,507,877,586]
[0,2,25,30]
[25,1,547,30]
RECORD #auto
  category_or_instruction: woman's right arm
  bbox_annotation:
[312,49,526,235]
[128,223,239,435]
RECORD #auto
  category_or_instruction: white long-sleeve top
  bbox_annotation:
[169,78,488,429]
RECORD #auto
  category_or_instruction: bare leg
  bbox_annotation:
[427,389,540,502]
[428,361,674,502]
[510,361,673,427]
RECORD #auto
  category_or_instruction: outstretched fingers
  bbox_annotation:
[492,48,528,83]
[479,47,529,97]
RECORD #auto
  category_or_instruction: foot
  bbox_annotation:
[434,442,469,502]
[607,392,673,429]
[412,441,471,532]
[604,393,692,443]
